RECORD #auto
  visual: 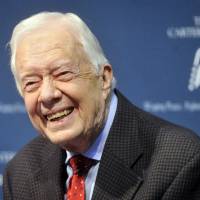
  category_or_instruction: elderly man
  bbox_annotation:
[3,12,200,200]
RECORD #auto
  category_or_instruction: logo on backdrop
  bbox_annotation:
[188,48,200,92]
[143,48,200,113]
[143,17,200,113]
[0,102,25,114]
[0,174,2,187]
[167,16,200,39]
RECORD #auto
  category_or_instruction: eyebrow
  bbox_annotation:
[51,60,80,74]
[19,59,79,80]
[21,74,41,82]
[51,59,74,68]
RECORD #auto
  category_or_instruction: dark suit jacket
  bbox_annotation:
[3,90,200,200]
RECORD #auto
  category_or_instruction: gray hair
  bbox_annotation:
[9,12,116,95]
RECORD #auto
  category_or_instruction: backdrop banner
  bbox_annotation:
[0,0,200,198]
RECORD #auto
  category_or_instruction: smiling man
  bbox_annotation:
[14,20,111,153]
[3,12,200,200]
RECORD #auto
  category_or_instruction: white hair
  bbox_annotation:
[9,11,116,95]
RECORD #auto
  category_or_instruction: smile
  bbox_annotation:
[46,107,74,121]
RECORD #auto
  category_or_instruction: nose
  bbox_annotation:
[38,77,62,107]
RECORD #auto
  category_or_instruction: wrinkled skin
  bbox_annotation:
[15,23,113,152]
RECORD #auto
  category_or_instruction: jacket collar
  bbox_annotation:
[92,90,143,200]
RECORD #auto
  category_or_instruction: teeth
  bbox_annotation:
[47,109,73,121]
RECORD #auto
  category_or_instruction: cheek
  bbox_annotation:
[81,93,105,125]
[57,82,91,106]
[58,79,104,114]
[24,94,38,117]
[24,94,44,133]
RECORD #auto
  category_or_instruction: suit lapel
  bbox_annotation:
[31,142,67,200]
[92,151,143,200]
[92,90,144,200]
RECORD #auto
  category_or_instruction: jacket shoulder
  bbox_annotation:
[116,89,200,161]
[4,136,60,177]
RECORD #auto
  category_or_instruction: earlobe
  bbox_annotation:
[101,64,113,91]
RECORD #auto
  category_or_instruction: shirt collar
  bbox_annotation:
[66,92,118,163]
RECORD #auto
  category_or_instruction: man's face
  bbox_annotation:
[15,25,113,152]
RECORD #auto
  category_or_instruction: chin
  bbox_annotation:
[45,129,81,146]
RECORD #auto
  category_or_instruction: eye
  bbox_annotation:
[58,71,71,76]
[23,80,41,92]
[55,70,76,81]
[26,81,36,86]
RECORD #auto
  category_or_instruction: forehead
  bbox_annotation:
[19,26,75,50]
[15,25,86,72]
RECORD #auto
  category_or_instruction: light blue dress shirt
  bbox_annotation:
[65,93,118,200]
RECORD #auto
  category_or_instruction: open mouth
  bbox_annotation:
[46,107,74,122]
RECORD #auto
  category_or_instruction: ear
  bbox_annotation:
[101,64,113,99]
